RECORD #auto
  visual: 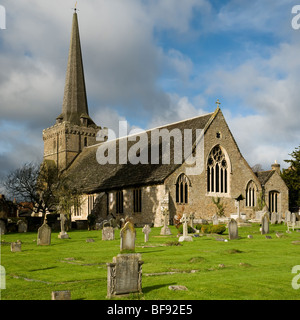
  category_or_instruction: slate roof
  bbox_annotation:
[255,170,275,186]
[65,112,214,193]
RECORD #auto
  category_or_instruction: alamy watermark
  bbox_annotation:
[0,233,6,300]
[292,5,300,30]
[0,5,6,30]
[95,121,204,175]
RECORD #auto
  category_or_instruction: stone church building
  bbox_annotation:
[43,12,289,227]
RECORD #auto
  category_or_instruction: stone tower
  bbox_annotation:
[43,11,100,171]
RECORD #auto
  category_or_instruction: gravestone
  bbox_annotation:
[11,241,21,252]
[17,220,27,233]
[37,223,51,245]
[142,225,151,242]
[271,212,277,224]
[0,220,6,235]
[285,211,291,224]
[120,221,136,252]
[86,238,95,242]
[189,213,195,229]
[178,213,193,242]
[291,213,296,225]
[102,226,115,241]
[261,213,269,235]
[212,214,219,225]
[228,219,238,240]
[160,210,172,235]
[277,213,282,224]
[58,214,69,239]
[51,290,71,300]
[0,266,6,290]
[107,253,143,298]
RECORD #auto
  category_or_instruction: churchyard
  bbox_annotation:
[1,222,300,300]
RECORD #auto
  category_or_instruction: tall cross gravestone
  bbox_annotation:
[58,214,69,239]
[160,209,172,235]
[179,213,193,242]
[142,225,151,242]
[228,219,238,240]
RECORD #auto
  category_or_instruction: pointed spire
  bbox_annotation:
[57,11,94,126]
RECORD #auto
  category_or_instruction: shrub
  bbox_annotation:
[200,224,226,234]
[177,224,195,234]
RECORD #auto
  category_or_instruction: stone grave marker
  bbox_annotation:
[102,226,115,241]
[228,218,238,240]
[291,213,296,225]
[51,290,71,300]
[0,266,6,290]
[160,210,172,235]
[11,241,22,252]
[120,221,136,252]
[37,223,51,245]
[107,253,143,298]
[277,213,282,224]
[189,213,195,229]
[58,214,69,239]
[178,213,193,242]
[142,225,151,242]
[17,220,27,233]
[212,214,219,225]
[261,213,269,235]
[285,211,291,224]
[271,212,277,224]
[0,220,6,235]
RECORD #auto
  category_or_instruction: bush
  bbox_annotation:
[177,224,195,234]
[200,224,226,234]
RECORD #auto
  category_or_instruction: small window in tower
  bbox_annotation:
[216,132,221,139]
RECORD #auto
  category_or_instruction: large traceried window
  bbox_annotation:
[176,173,189,204]
[245,181,257,207]
[207,145,229,194]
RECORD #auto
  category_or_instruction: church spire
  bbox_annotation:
[57,10,94,127]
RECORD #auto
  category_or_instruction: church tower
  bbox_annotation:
[43,10,100,171]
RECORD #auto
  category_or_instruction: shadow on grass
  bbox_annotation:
[28,266,58,272]
[142,283,177,294]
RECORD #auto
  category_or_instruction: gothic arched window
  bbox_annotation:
[176,174,189,204]
[245,181,257,207]
[207,145,228,194]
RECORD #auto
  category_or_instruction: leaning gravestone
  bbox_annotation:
[228,219,238,240]
[37,223,51,245]
[261,213,269,235]
[142,225,151,242]
[107,253,143,298]
[102,226,115,241]
[120,221,136,252]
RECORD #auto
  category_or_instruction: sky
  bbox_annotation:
[0,0,299,182]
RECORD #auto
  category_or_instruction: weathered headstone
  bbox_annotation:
[37,223,51,245]
[189,213,195,229]
[0,266,6,290]
[142,225,151,242]
[17,220,27,233]
[277,213,282,224]
[120,221,136,252]
[107,253,143,298]
[285,211,291,224]
[102,226,115,241]
[179,213,193,242]
[291,213,297,225]
[212,214,219,225]
[51,290,71,300]
[271,212,277,224]
[11,241,22,252]
[261,213,269,235]
[228,218,238,240]
[58,214,69,239]
[0,220,6,235]
[86,238,95,242]
[160,210,172,235]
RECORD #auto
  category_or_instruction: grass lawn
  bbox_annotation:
[1,223,300,300]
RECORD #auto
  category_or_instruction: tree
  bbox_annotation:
[251,164,264,173]
[2,160,81,225]
[281,145,300,209]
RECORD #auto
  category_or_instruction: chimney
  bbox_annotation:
[271,160,280,174]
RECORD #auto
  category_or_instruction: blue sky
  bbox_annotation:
[0,0,299,181]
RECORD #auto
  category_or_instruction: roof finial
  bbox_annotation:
[73,1,78,13]
[216,99,221,108]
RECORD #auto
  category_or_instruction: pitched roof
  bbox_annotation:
[65,111,214,193]
[255,170,275,185]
